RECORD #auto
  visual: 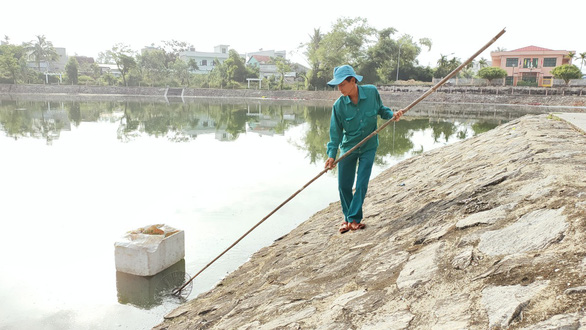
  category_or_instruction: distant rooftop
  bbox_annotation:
[511,45,554,52]
[251,55,271,63]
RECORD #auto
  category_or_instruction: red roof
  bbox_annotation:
[251,55,271,63]
[511,45,553,52]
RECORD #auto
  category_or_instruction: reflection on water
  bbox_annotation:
[0,98,543,161]
[116,259,190,310]
[0,98,564,329]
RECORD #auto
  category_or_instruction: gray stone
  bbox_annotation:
[432,293,471,329]
[259,307,316,330]
[397,242,442,289]
[452,246,474,270]
[519,312,585,329]
[456,203,513,229]
[478,208,567,256]
[482,281,549,328]
[361,310,414,330]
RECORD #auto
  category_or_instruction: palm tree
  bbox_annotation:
[478,58,489,68]
[304,28,324,89]
[565,51,576,64]
[25,35,59,72]
[578,52,586,71]
[437,54,449,68]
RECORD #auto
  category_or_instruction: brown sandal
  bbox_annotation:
[349,222,366,231]
[339,222,350,233]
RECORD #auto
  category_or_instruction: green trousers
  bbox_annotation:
[337,148,376,224]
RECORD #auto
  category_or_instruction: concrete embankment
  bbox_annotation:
[154,114,586,329]
[1,84,586,107]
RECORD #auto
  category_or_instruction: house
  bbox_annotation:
[491,46,575,87]
[247,55,272,68]
[72,56,95,75]
[26,47,68,72]
[246,50,307,81]
[247,55,279,79]
[97,64,121,77]
[179,45,232,74]
[246,49,286,61]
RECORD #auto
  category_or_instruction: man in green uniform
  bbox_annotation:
[324,65,404,233]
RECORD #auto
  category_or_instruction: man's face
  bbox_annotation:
[337,78,355,96]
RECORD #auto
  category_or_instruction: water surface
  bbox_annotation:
[0,98,552,329]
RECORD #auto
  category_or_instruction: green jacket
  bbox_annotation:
[327,85,393,159]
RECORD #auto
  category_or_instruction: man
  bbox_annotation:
[324,65,404,233]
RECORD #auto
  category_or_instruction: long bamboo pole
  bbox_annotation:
[173,28,506,295]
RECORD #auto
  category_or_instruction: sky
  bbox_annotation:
[2,0,585,70]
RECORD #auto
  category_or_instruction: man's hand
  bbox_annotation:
[392,109,405,121]
[325,157,336,170]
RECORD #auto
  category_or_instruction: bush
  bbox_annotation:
[78,75,95,85]
[478,67,507,84]
[517,80,537,87]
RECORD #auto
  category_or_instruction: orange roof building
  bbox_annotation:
[491,46,575,87]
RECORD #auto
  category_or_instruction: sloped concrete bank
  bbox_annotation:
[155,114,586,329]
[1,84,586,107]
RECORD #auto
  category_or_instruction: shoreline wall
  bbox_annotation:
[1,83,585,107]
[154,114,586,329]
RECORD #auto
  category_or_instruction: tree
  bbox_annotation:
[578,52,586,71]
[387,34,431,83]
[65,57,79,84]
[171,58,191,86]
[434,54,461,78]
[225,49,248,83]
[117,54,136,86]
[304,17,376,89]
[360,28,397,83]
[478,58,489,68]
[209,58,228,88]
[0,43,27,83]
[97,51,115,64]
[187,58,199,72]
[477,67,507,85]
[160,40,193,68]
[106,44,136,86]
[138,48,168,86]
[320,17,375,70]
[303,28,325,89]
[550,64,582,86]
[25,35,59,72]
[274,56,292,90]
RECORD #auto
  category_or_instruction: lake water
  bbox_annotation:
[0,97,557,329]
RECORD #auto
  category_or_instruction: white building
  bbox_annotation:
[179,45,231,74]
[27,47,68,72]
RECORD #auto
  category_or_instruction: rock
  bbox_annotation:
[478,208,568,256]
[518,311,586,329]
[396,242,443,289]
[361,310,414,330]
[455,203,513,229]
[432,293,471,329]
[452,246,474,270]
[481,281,549,328]
[564,286,586,295]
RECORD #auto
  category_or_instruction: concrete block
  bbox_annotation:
[115,224,185,276]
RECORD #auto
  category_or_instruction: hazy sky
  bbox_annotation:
[2,0,585,69]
